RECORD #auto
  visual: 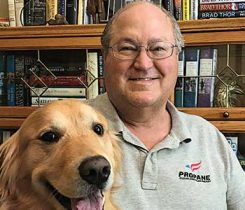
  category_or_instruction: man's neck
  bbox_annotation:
[117,104,172,150]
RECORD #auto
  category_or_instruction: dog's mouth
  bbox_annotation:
[46,182,104,210]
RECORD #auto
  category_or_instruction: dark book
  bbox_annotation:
[162,0,174,15]
[198,48,218,107]
[23,0,46,26]
[58,0,66,16]
[98,50,106,94]
[66,0,78,24]
[6,55,15,106]
[183,48,200,107]
[173,0,182,20]
[0,54,7,105]
[15,55,26,106]
[174,50,185,107]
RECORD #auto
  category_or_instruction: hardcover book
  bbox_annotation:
[174,50,185,107]
[183,48,200,107]
[6,54,15,106]
[198,48,218,107]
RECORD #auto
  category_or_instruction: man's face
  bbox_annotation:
[104,4,179,109]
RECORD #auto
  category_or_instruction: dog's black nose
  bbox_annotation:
[79,155,111,189]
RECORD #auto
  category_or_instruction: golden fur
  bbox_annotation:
[0,99,121,210]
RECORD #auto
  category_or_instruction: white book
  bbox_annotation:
[30,87,86,97]
[86,50,98,99]
[14,0,23,26]
[31,97,86,106]
[8,0,16,27]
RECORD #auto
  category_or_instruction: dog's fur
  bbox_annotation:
[0,99,121,210]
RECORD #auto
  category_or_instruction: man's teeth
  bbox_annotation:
[131,78,156,81]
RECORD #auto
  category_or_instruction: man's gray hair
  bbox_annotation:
[101,1,184,54]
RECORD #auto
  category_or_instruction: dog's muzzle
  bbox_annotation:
[52,155,111,210]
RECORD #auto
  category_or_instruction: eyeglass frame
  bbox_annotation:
[108,41,178,60]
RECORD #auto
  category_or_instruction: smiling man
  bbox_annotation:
[87,1,245,210]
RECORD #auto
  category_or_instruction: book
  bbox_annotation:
[30,87,86,97]
[162,0,174,15]
[182,0,190,20]
[31,96,86,106]
[0,17,10,27]
[174,50,185,107]
[46,0,58,22]
[0,54,6,105]
[98,51,105,94]
[173,0,182,20]
[66,0,78,24]
[8,0,16,26]
[183,48,200,107]
[190,0,199,19]
[14,0,23,26]
[86,50,99,99]
[58,0,66,16]
[199,0,245,4]
[199,2,245,11]
[15,55,26,106]
[77,0,84,24]
[197,48,218,107]
[199,10,245,18]
[6,55,15,106]
[23,0,46,26]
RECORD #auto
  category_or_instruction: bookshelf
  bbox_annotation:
[0,18,245,132]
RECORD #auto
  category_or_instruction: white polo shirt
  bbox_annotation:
[87,93,245,210]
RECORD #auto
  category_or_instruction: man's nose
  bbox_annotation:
[133,47,153,70]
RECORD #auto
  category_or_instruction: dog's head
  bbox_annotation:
[0,99,121,210]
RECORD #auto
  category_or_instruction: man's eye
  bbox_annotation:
[150,46,167,52]
[118,45,137,52]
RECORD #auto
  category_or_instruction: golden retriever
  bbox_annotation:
[0,99,121,210]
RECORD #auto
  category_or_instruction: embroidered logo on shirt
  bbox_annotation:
[185,161,201,172]
[178,161,211,183]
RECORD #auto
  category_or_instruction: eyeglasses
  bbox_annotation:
[108,41,177,60]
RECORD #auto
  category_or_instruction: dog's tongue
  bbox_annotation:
[71,191,104,210]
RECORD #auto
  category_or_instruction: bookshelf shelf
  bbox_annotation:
[0,18,245,132]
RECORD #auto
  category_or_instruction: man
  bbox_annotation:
[87,1,245,209]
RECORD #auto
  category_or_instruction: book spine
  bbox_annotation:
[29,75,86,87]
[183,48,200,107]
[0,54,6,105]
[15,55,25,106]
[182,0,190,20]
[46,0,58,21]
[66,0,78,24]
[162,0,174,14]
[173,0,182,20]
[58,0,66,16]
[198,10,245,18]
[23,0,46,26]
[31,96,86,106]
[14,0,24,26]
[6,55,15,106]
[98,51,105,94]
[77,0,84,24]
[30,87,86,97]
[86,50,99,99]
[197,48,218,107]
[199,2,245,11]
[175,50,185,107]
[200,0,245,4]
[8,0,16,26]
[190,0,199,20]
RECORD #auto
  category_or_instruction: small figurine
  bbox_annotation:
[47,14,69,25]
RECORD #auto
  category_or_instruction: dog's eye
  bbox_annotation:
[93,123,104,136]
[40,131,60,143]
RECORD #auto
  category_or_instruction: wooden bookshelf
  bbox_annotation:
[0,18,245,132]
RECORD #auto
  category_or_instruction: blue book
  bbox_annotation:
[0,54,6,105]
[183,48,200,107]
[6,55,16,106]
[174,50,185,107]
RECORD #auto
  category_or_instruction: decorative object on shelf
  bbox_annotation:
[213,45,245,107]
[47,14,69,25]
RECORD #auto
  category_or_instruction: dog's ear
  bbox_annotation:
[0,132,20,193]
